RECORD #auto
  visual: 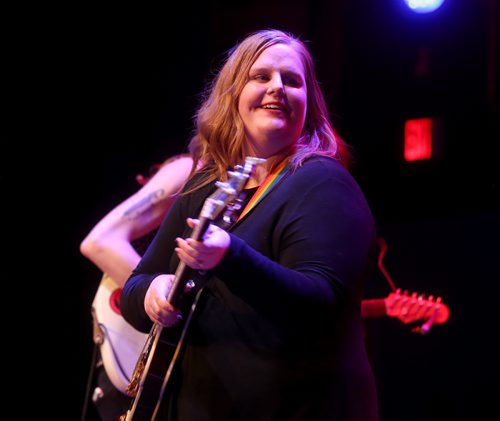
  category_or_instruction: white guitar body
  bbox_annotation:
[92,273,147,395]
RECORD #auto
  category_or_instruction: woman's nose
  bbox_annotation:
[267,74,284,96]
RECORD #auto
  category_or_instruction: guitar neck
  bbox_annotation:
[361,299,387,318]
[167,216,211,307]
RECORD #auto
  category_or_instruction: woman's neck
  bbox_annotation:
[246,152,291,188]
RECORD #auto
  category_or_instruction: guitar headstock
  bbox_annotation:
[385,288,450,333]
[200,156,266,223]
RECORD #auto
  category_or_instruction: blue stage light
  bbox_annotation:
[402,0,445,14]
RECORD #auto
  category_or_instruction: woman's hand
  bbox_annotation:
[175,218,230,270]
[144,274,182,327]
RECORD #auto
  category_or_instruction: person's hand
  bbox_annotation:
[175,218,230,271]
[144,274,182,327]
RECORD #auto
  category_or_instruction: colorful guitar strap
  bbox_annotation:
[237,157,290,222]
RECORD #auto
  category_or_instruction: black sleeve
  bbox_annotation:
[213,159,377,321]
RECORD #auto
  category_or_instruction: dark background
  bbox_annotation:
[5,0,498,419]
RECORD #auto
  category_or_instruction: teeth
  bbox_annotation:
[262,105,281,109]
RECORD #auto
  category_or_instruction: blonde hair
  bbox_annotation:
[188,29,350,190]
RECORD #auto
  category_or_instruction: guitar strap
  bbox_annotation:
[236,158,290,223]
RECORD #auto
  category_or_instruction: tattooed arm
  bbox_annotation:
[80,154,194,287]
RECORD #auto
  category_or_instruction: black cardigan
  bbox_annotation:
[121,155,379,420]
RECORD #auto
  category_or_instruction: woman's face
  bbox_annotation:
[238,43,307,158]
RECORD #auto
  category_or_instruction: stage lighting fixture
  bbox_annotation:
[402,0,445,14]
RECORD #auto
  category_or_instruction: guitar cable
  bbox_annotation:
[81,307,106,420]
[377,237,397,291]
[92,304,132,385]
[80,340,99,421]
[81,307,133,421]
[97,322,133,384]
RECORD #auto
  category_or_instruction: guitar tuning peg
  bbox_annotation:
[412,322,433,335]
[419,310,438,335]
[391,288,401,302]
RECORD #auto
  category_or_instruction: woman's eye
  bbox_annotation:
[253,74,269,82]
[283,76,301,87]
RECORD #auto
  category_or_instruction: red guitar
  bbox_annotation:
[362,288,450,333]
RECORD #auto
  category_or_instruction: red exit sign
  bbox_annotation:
[404,117,434,161]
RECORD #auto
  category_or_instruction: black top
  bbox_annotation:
[121,156,379,420]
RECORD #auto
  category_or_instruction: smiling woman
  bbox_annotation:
[238,43,307,158]
[120,29,379,421]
